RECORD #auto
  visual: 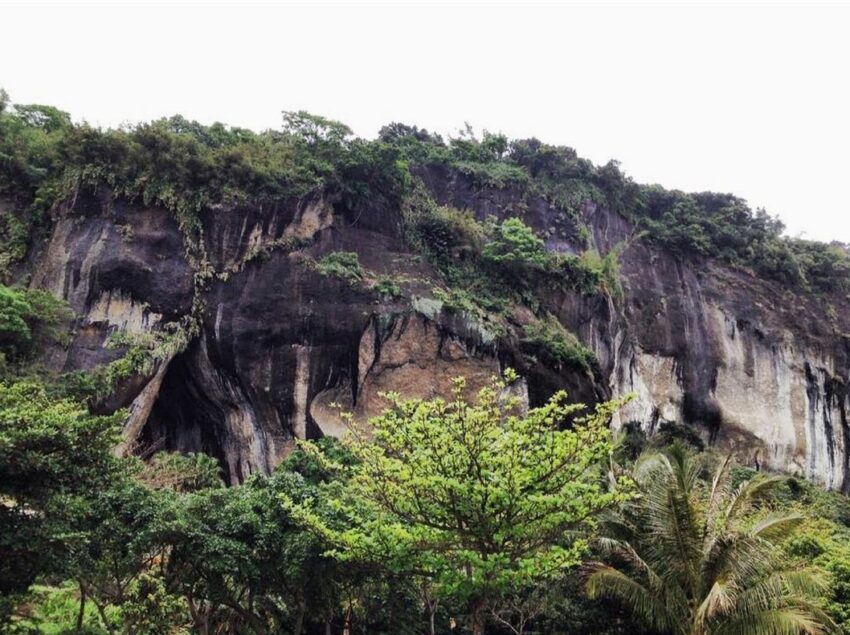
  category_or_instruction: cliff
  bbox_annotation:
[3,109,849,487]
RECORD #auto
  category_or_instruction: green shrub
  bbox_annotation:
[0,285,71,374]
[551,246,624,298]
[523,313,596,372]
[0,211,29,280]
[483,217,548,270]
[551,253,604,295]
[454,159,529,188]
[315,251,364,283]
[414,205,484,259]
[11,583,109,635]
[373,275,402,299]
[785,518,850,632]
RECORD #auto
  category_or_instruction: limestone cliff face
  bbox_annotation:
[19,170,850,488]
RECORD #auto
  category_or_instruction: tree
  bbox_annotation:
[0,285,71,370]
[166,440,417,635]
[0,380,122,624]
[120,573,189,635]
[281,110,352,148]
[482,218,549,274]
[585,445,836,635]
[68,468,177,635]
[285,371,629,635]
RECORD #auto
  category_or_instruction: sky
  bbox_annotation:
[2,1,849,242]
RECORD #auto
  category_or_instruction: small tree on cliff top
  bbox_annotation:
[283,371,630,635]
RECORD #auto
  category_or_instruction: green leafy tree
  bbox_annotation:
[0,285,71,372]
[285,372,629,635]
[786,518,850,633]
[586,446,836,635]
[0,381,121,625]
[168,442,416,635]
[168,473,312,635]
[43,453,220,635]
[67,471,176,635]
[120,573,188,635]
[281,111,352,148]
[482,217,549,277]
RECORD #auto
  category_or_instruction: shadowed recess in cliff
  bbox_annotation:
[4,102,850,490]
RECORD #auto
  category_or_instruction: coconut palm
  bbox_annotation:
[585,444,836,635]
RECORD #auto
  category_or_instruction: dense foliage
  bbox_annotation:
[0,284,71,374]
[379,125,850,296]
[4,363,850,633]
[587,447,833,634]
[285,372,629,634]
[3,90,847,300]
[0,381,122,625]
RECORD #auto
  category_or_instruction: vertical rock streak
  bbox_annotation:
[21,178,850,488]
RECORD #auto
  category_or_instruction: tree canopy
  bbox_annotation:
[586,445,836,635]
[284,372,630,634]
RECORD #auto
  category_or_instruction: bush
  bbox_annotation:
[483,217,548,270]
[414,205,484,260]
[373,275,402,299]
[0,285,71,373]
[523,313,596,373]
[551,253,604,296]
[315,251,364,283]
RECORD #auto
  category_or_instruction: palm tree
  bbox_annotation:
[585,444,836,635]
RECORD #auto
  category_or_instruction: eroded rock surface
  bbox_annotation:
[23,173,850,488]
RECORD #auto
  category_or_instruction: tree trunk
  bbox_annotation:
[422,582,438,635]
[324,620,332,635]
[244,611,267,635]
[75,581,86,632]
[292,596,306,635]
[186,591,210,635]
[469,599,486,635]
[94,599,116,635]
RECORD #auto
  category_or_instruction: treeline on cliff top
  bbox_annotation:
[1,88,848,295]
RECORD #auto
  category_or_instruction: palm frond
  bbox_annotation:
[584,563,679,633]
[702,533,772,591]
[694,578,738,628]
[705,454,734,530]
[641,468,703,592]
[713,606,835,635]
[595,446,832,635]
[749,512,806,543]
[633,450,671,485]
[726,474,788,522]
[735,568,830,615]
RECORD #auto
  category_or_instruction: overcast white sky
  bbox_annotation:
[2,1,849,241]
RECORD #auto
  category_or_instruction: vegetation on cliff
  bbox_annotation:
[2,91,848,299]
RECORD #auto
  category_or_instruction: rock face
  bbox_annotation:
[18,170,850,488]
